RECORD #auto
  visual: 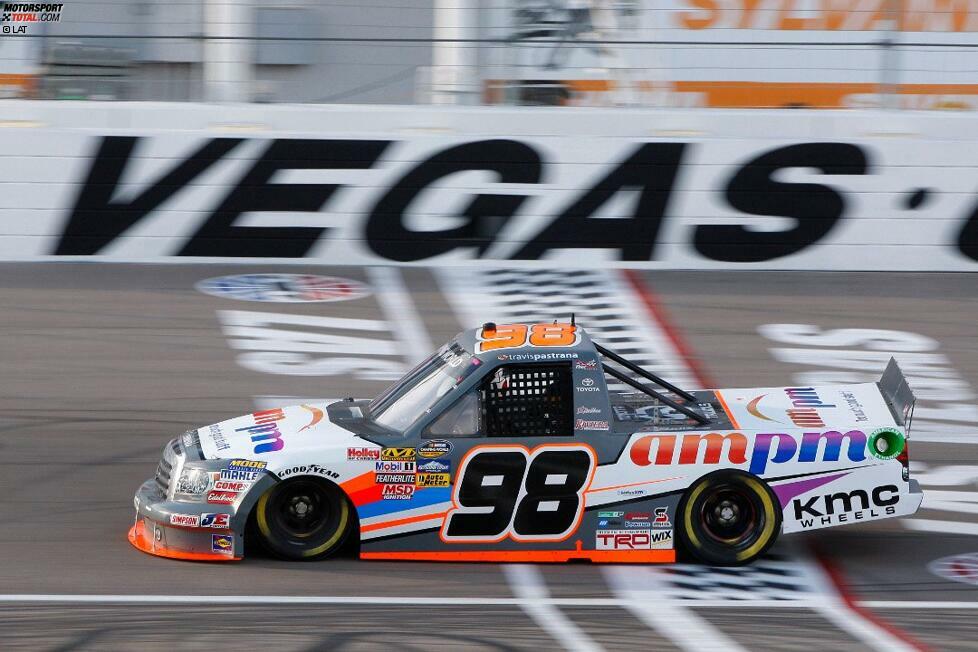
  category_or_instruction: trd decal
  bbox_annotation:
[442,444,595,543]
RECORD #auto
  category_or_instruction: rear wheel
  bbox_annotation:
[254,478,351,560]
[677,470,781,566]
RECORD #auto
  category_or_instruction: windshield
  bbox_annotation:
[370,341,478,432]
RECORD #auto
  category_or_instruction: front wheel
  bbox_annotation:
[254,477,352,560]
[677,470,781,566]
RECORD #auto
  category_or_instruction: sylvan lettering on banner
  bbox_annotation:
[630,430,869,475]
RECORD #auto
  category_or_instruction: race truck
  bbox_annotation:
[130,321,922,565]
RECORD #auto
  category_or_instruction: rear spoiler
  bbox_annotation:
[877,357,916,429]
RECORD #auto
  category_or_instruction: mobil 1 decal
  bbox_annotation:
[442,444,596,543]
[52,135,978,265]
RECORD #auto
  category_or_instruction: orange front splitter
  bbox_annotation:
[128,520,241,562]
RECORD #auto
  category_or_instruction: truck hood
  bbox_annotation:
[197,402,366,461]
[718,382,897,431]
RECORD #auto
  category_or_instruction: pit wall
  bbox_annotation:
[1,100,976,270]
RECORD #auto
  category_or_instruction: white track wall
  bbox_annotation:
[1,100,976,270]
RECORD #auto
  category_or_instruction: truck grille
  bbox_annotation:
[154,439,183,497]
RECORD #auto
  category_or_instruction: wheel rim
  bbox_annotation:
[699,485,760,547]
[268,480,334,540]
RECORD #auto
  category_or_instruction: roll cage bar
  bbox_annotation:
[594,343,709,425]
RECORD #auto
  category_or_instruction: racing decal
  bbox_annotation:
[776,464,920,533]
[381,484,416,500]
[234,408,287,454]
[207,491,238,504]
[418,440,453,458]
[375,461,416,473]
[213,479,248,492]
[475,323,579,354]
[596,529,673,550]
[791,484,900,529]
[348,447,381,461]
[278,463,339,480]
[381,447,416,461]
[417,459,450,473]
[441,444,596,543]
[222,460,266,482]
[628,429,873,475]
[211,534,234,555]
[417,473,451,488]
[169,514,200,527]
[200,513,230,528]
[196,274,370,303]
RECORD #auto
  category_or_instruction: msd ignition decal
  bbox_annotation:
[196,274,369,303]
[629,429,874,475]
[235,408,287,454]
[381,484,415,500]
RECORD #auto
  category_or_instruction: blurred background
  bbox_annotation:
[2,3,978,651]
[2,0,976,109]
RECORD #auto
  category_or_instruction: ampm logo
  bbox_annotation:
[629,430,870,475]
[235,408,287,454]
[784,387,836,428]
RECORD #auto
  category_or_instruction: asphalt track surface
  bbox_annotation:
[1,263,977,651]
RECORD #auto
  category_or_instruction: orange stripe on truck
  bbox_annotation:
[361,511,448,534]
[360,549,675,563]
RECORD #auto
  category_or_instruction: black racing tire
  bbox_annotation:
[676,470,781,566]
[254,477,352,561]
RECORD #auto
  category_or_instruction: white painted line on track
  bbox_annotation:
[1,595,975,609]
[367,266,431,366]
[503,565,604,652]
[602,566,749,652]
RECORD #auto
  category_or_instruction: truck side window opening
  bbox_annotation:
[426,390,481,437]
[481,364,572,437]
